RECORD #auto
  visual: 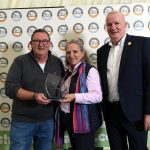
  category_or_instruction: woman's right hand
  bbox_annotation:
[59,94,75,103]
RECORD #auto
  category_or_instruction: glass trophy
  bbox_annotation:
[45,73,64,101]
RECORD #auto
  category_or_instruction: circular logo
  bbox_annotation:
[57,8,68,20]
[72,7,83,18]
[103,6,114,16]
[119,5,130,16]
[58,40,67,50]
[0,103,10,113]
[57,25,68,35]
[133,20,144,31]
[27,10,37,21]
[89,38,100,48]
[0,88,7,98]
[12,26,22,37]
[1,118,10,128]
[88,22,99,33]
[11,11,22,21]
[88,7,99,18]
[89,53,97,65]
[43,25,53,36]
[0,11,7,22]
[133,4,144,15]
[73,23,84,34]
[104,37,110,44]
[12,42,23,52]
[0,72,7,83]
[0,57,8,68]
[60,55,66,67]
[27,26,37,36]
[0,27,7,37]
[42,10,52,20]
[0,42,8,52]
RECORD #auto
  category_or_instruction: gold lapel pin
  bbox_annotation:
[128,42,132,45]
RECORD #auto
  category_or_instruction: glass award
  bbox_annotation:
[45,73,64,101]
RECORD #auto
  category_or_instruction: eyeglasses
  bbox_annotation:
[32,40,50,45]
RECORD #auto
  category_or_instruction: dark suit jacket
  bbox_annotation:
[97,34,150,122]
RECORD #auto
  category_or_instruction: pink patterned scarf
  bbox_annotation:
[55,62,91,147]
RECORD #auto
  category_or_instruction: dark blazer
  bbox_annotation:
[97,34,150,122]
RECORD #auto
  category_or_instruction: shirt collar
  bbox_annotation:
[66,61,82,73]
[109,34,127,47]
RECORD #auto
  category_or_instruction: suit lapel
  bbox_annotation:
[101,43,111,92]
[119,35,132,76]
[103,44,111,75]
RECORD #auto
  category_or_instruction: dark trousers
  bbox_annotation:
[104,101,148,150]
[60,111,95,150]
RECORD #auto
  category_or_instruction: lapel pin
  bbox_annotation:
[128,42,132,45]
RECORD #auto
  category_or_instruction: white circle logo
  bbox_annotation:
[89,53,97,65]
[88,22,99,33]
[58,25,68,35]
[0,27,7,37]
[58,40,67,50]
[12,26,22,37]
[0,88,7,98]
[11,11,22,21]
[73,23,84,34]
[0,103,10,113]
[0,72,7,83]
[43,25,53,36]
[133,20,144,31]
[119,5,130,16]
[12,42,23,52]
[27,26,37,36]
[133,4,144,15]
[0,11,7,22]
[0,57,8,68]
[88,7,99,18]
[1,118,10,128]
[57,8,68,20]
[0,42,8,52]
[72,7,83,18]
[27,10,37,21]
[103,6,114,16]
[42,10,52,20]
[89,38,100,48]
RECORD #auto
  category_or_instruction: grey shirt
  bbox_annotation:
[5,51,64,122]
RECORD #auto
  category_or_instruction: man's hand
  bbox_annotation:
[34,93,50,105]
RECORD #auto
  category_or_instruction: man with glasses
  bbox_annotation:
[5,29,65,150]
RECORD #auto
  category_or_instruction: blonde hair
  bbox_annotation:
[65,38,88,66]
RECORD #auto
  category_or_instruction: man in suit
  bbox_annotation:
[97,11,150,150]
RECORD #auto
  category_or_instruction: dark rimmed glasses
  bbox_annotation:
[32,39,50,45]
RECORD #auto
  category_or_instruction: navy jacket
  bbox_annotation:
[97,34,150,121]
